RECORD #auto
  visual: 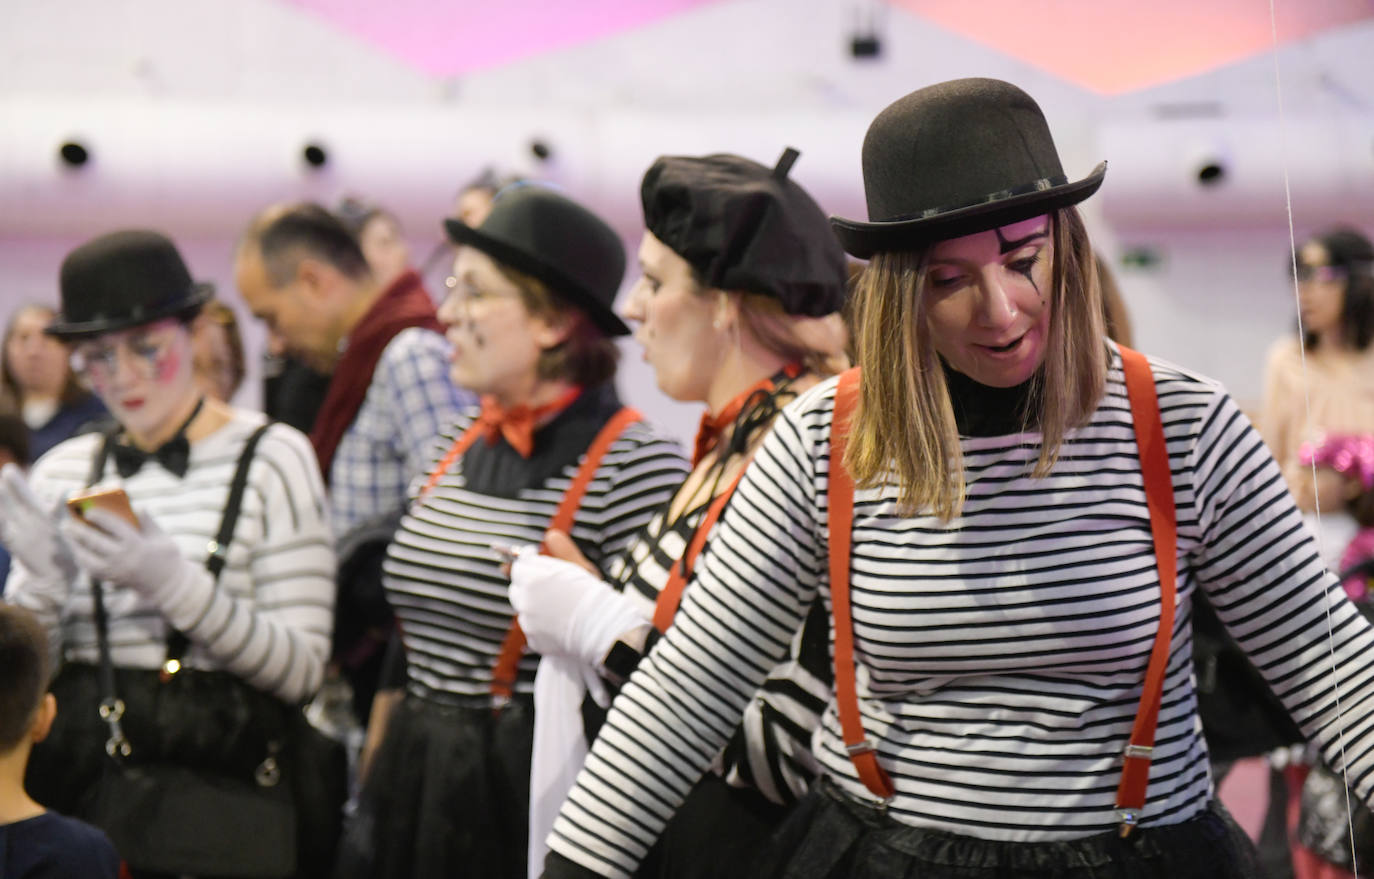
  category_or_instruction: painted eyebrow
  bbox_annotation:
[995,227,1049,254]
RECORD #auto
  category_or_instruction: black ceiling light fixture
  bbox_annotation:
[58,140,91,169]
[302,142,329,170]
[849,1,885,60]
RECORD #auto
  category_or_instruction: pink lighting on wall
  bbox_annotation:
[279,0,724,77]
[893,0,1374,94]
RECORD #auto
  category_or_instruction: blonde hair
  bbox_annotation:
[844,207,1106,519]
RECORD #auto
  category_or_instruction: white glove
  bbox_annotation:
[509,548,646,671]
[60,507,192,603]
[0,462,76,583]
[528,654,593,879]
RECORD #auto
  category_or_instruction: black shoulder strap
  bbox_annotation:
[207,421,272,578]
[164,421,272,663]
[87,430,118,488]
[86,420,274,761]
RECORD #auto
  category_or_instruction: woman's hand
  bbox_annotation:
[0,463,77,583]
[542,528,599,574]
[60,506,191,602]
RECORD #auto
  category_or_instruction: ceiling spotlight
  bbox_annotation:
[302,143,329,169]
[849,1,884,60]
[1195,160,1227,187]
[59,141,90,168]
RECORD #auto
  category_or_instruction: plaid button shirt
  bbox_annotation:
[329,326,472,536]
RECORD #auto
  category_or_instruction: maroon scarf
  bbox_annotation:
[309,270,443,482]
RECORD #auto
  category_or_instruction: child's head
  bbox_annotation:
[0,603,53,755]
[1299,434,1374,526]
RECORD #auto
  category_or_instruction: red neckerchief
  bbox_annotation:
[691,363,801,466]
[309,270,440,482]
[475,384,583,458]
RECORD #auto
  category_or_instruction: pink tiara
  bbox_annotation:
[1299,434,1374,491]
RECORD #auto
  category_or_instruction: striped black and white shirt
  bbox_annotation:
[5,410,335,703]
[383,385,688,704]
[605,499,830,805]
[548,348,1374,878]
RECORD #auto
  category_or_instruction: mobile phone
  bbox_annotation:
[67,488,139,528]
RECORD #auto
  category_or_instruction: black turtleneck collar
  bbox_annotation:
[942,359,1041,438]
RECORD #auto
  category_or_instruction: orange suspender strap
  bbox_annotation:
[826,352,1176,816]
[417,425,486,501]
[1114,345,1178,836]
[827,367,896,803]
[488,406,644,708]
[651,469,747,633]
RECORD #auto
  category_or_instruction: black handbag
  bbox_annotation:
[29,422,345,878]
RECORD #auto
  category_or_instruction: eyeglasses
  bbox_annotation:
[70,331,177,380]
[442,275,521,312]
[1295,263,1347,283]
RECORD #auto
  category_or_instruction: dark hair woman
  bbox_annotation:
[339,185,689,879]
[1260,226,1374,565]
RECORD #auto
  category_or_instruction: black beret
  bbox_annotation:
[640,149,847,317]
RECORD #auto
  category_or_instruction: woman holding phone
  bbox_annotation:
[0,229,337,877]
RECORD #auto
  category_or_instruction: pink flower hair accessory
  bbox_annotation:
[1299,433,1374,491]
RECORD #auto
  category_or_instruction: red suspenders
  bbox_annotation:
[651,470,746,633]
[827,348,1177,835]
[827,368,897,802]
[416,404,644,709]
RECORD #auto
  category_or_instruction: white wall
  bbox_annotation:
[2,0,1371,437]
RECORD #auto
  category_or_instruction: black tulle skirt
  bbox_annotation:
[336,693,533,879]
[637,772,791,879]
[751,779,1262,879]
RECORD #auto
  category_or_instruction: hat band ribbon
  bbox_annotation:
[876,174,1070,224]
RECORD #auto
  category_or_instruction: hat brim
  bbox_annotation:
[44,283,215,341]
[444,218,630,337]
[831,162,1107,259]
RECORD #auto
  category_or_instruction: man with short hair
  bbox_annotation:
[236,203,471,721]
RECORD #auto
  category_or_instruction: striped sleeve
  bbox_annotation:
[1187,390,1374,790]
[548,406,823,877]
[153,424,336,702]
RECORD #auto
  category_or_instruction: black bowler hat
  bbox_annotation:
[831,78,1107,259]
[641,148,847,317]
[47,229,213,340]
[443,184,629,336]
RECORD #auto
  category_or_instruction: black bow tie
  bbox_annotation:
[110,398,204,479]
[112,435,191,479]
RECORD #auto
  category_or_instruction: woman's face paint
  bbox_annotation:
[924,215,1054,388]
[438,247,557,401]
[73,319,197,443]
